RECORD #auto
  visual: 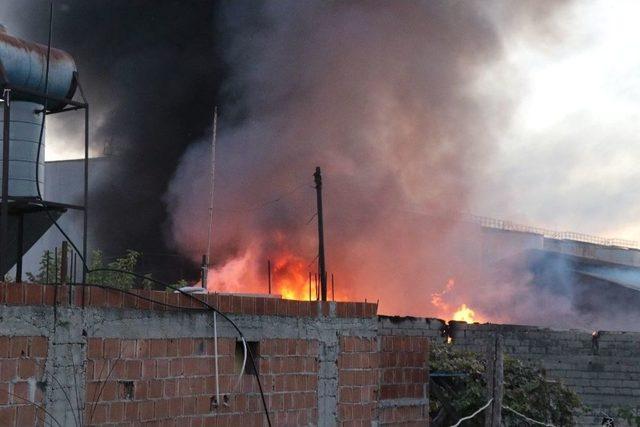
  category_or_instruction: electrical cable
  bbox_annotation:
[502,405,555,427]
[213,311,220,405]
[88,269,271,426]
[25,3,272,425]
[213,181,310,213]
[449,398,493,427]
[235,335,247,391]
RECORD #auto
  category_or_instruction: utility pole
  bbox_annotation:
[0,89,10,279]
[485,334,504,427]
[267,259,272,294]
[203,107,217,289]
[313,166,328,301]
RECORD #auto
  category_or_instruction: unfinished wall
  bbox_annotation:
[0,283,429,426]
[380,316,640,426]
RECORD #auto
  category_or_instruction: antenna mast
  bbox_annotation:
[202,107,217,288]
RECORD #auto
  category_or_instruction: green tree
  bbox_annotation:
[26,250,60,283]
[430,344,582,426]
[86,249,150,290]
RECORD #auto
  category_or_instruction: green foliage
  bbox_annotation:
[26,250,60,283]
[430,344,582,426]
[166,279,188,292]
[86,249,147,290]
[617,407,640,426]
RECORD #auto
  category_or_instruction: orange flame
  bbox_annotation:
[452,304,477,323]
[272,255,311,300]
[431,278,483,323]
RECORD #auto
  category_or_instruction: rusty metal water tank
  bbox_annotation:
[0,25,78,197]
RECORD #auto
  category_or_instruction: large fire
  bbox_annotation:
[205,244,349,302]
[431,278,483,323]
[452,304,477,323]
[272,256,312,301]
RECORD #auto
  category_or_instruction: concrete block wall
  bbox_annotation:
[0,283,430,426]
[379,316,640,426]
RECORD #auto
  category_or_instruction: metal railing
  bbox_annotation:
[466,214,640,250]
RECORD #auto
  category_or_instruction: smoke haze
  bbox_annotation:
[165,1,575,318]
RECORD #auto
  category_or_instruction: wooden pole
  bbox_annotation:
[267,259,272,295]
[313,167,328,301]
[331,273,335,301]
[45,250,50,284]
[60,241,68,285]
[485,334,504,427]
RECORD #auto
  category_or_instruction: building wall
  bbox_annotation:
[15,157,111,278]
[380,316,640,426]
[0,283,429,426]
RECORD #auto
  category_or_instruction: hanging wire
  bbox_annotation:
[502,405,555,427]
[449,398,493,427]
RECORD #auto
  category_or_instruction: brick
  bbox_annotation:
[109,401,124,423]
[230,296,242,313]
[30,336,48,358]
[183,396,196,415]
[13,381,30,401]
[170,358,184,377]
[193,339,206,355]
[150,290,167,310]
[178,338,193,357]
[125,360,142,379]
[336,302,348,317]
[195,395,211,414]
[165,293,181,310]
[104,338,121,358]
[55,285,69,306]
[218,295,231,313]
[139,400,155,421]
[101,380,118,401]
[148,379,163,398]
[240,297,255,315]
[10,336,29,358]
[136,339,150,358]
[124,402,139,421]
[156,358,170,378]
[106,288,123,308]
[168,397,183,416]
[150,339,168,357]
[18,359,36,378]
[137,289,152,310]
[87,338,103,359]
[142,359,156,378]
[6,284,24,305]
[166,339,179,357]
[24,284,43,305]
[16,405,36,426]
[264,297,276,316]
[0,406,15,426]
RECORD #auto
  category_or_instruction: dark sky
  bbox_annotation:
[5,0,228,280]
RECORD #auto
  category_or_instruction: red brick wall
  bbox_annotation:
[0,336,48,426]
[84,337,319,426]
[378,335,429,426]
[337,336,379,425]
[0,282,377,319]
[379,336,428,400]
